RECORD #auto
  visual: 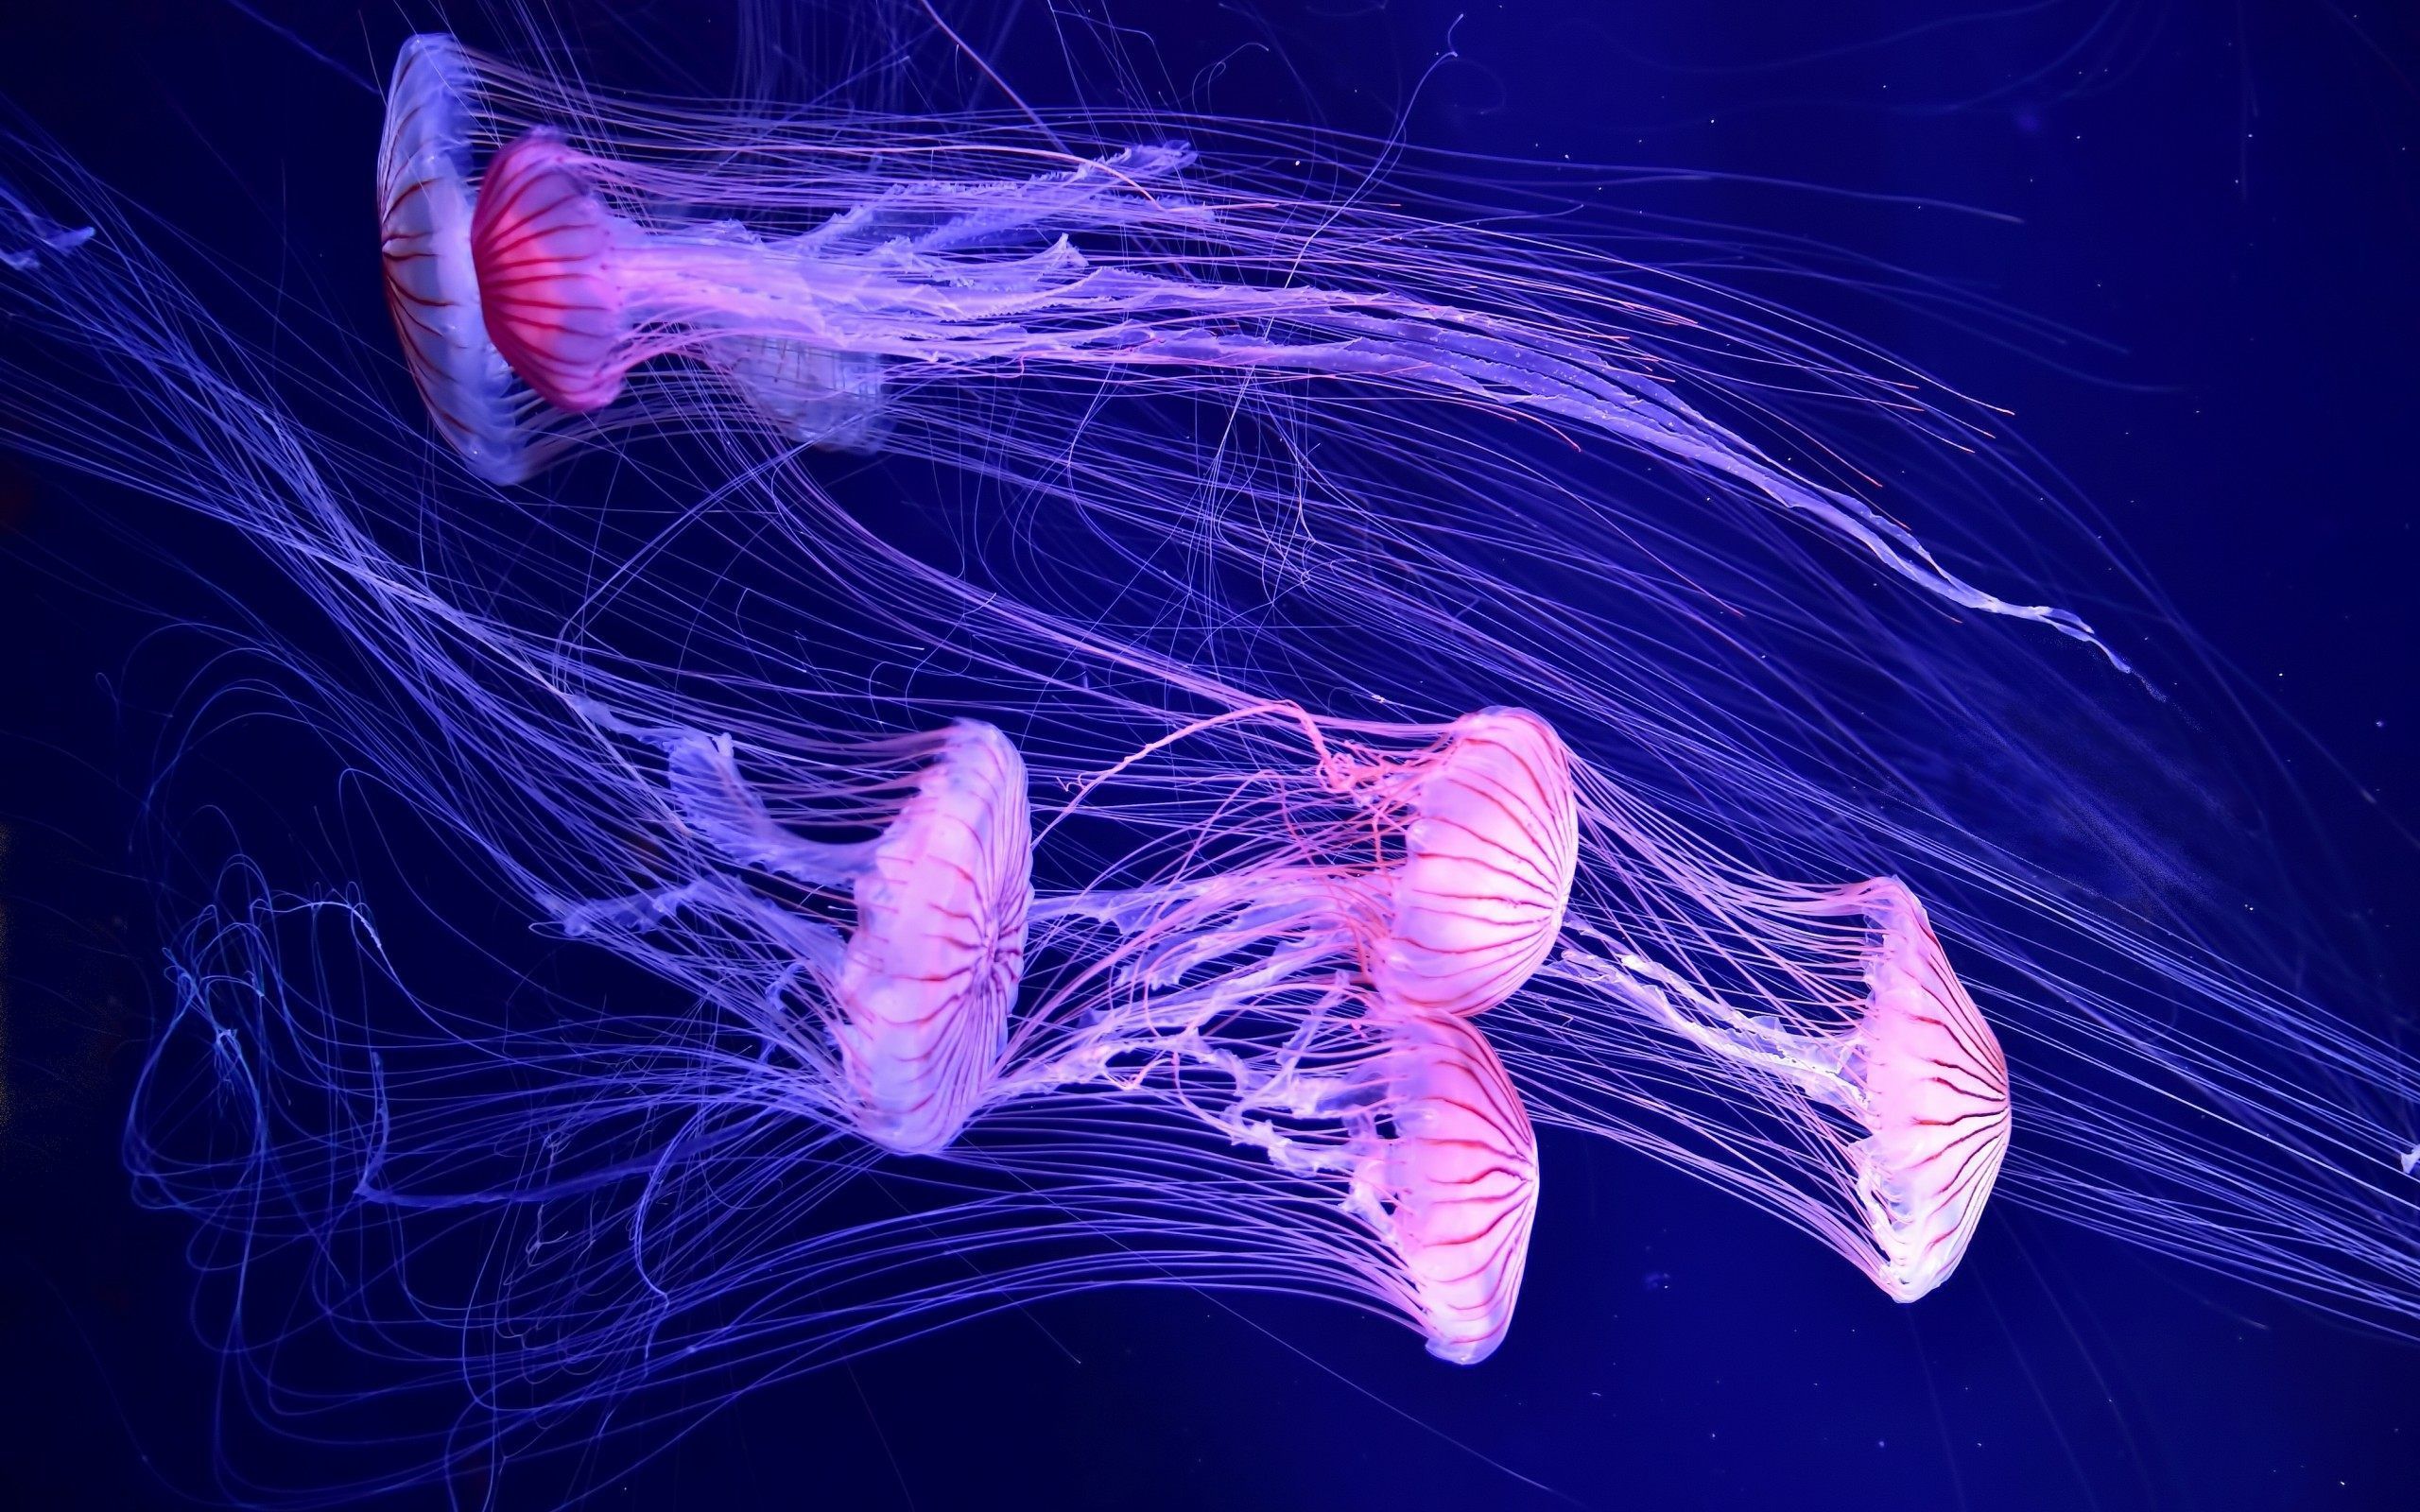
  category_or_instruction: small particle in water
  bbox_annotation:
[1643,1270,1672,1291]
[2399,1146,2418,1176]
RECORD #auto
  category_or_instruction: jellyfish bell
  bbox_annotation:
[1343,1010,1542,1363]
[376,34,551,483]
[1839,879,2013,1300]
[1358,707,1580,1021]
[830,720,1032,1155]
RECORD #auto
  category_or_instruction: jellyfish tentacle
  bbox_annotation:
[664,732,877,885]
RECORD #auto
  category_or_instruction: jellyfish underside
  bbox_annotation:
[465,117,893,445]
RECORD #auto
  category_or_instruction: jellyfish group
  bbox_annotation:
[0,19,2412,1501]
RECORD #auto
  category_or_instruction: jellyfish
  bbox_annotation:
[1050,705,1579,1024]
[1029,988,1542,1366]
[811,724,1029,1153]
[377,31,2120,664]
[559,717,1031,1155]
[1338,1010,1541,1363]
[1554,877,2010,1302]
[1351,707,1582,1022]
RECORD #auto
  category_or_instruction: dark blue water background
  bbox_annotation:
[2,3,2415,1507]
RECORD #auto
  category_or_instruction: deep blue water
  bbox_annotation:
[2,3,2416,1508]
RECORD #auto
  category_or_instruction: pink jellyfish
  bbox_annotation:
[1835,881,2014,1297]
[1539,864,2011,1302]
[373,33,2126,662]
[786,723,1030,1157]
[1008,975,1541,1364]
[1050,705,1578,1026]
[1342,1009,1543,1362]
[562,717,1030,1155]
[1354,707,1582,1020]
